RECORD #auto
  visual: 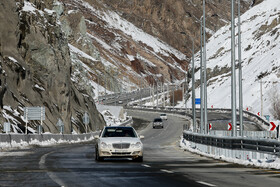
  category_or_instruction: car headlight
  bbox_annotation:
[100,142,112,149]
[131,142,142,148]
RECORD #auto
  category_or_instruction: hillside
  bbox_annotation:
[0,0,267,133]
[186,0,280,120]
[0,0,105,133]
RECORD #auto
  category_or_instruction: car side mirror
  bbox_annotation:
[139,135,144,139]
[94,135,99,139]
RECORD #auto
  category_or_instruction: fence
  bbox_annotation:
[209,130,278,139]
[183,131,280,160]
[0,132,99,149]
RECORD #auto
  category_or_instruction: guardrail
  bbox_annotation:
[126,105,280,166]
[183,130,280,160]
[209,130,278,139]
[125,105,269,129]
[0,115,134,149]
[0,132,99,149]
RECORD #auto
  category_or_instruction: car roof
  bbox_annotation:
[154,118,162,120]
[104,126,134,129]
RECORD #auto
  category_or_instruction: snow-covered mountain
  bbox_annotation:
[187,0,280,120]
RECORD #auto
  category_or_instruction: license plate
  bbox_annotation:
[114,149,127,152]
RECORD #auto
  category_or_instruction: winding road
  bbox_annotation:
[0,110,278,186]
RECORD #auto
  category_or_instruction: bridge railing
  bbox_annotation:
[183,130,280,159]
[0,132,99,149]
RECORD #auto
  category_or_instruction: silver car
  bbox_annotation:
[95,126,144,162]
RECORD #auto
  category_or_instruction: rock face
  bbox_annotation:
[0,0,105,133]
[97,0,256,56]
[0,0,262,133]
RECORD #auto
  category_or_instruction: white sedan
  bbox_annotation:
[160,113,168,120]
[95,126,144,162]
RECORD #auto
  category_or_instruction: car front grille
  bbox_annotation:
[111,152,131,155]
[112,143,130,149]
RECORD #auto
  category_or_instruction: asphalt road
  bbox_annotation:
[0,110,278,186]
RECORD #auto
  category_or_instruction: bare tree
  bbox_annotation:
[269,87,280,120]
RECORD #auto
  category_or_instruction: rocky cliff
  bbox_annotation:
[0,0,105,133]
[96,0,255,55]
[0,0,262,133]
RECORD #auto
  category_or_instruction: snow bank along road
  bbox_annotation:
[0,110,279,186]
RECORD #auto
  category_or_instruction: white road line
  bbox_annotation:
[142,164,151,168]
[39,152,67,187]
[196,181,216,187]
[160,169,174,174]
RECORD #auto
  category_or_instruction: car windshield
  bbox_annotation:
[160,114,166,116]
[102,127,137,138]
[154,118,162,122]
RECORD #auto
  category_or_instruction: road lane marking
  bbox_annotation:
[142,164,151,168]
[196,181,216,187]
[39,151,67,187]
[160,169,174,174]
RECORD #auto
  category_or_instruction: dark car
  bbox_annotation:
[153,118,163,129]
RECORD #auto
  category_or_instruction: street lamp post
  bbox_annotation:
[203,0,208,134]
[231,0,237,137]
[238,0,244,137]
[191,38,196,132]
[194,16,204,134]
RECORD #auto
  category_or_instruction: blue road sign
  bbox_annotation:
[195,98,201,105]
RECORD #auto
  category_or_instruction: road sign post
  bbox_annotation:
[228,123,232,131]
[56,118,64,134]
[83,112,90,133]
[24,107,45,134]
[195,98,201,105]
[277,125,279,140]
[269,121,277,131]
[4,122,11,133]
[209,123,212,131]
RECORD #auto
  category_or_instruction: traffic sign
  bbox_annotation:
[264,115,270,121]
[257,112,260,116]
[228,123,232,131]
[269,121,277,131]
[56,119,64,134]
[83,112,90,125]
[83,112,90,133]
[24,107,45,120]
[24,107,45,134]
[4,122,10,133]
[195,98,201,105]
[56,118,64,127]
[209,123,212,130]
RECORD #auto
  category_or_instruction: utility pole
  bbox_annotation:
[171,82,174,109]
[184,64,187,111]
[152,84,155,106]
[97,76,99,103]
[260,80,263,117]
[238,0,244,137]
[203,0,208,134]
[156,82,159,108]
[191,38,196,132]
[199,17,204,134]
[231,0,237,137]
[167,84,169,106]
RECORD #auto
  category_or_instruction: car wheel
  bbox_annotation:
[134,156,143,162]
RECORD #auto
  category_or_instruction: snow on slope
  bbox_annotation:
[187,0,280,120]
[73,0,186,61]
